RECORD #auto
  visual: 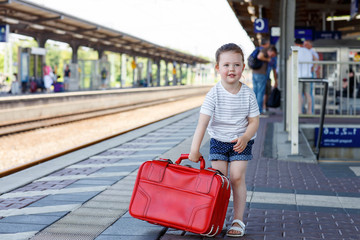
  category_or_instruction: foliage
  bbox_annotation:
[0,34,209,90]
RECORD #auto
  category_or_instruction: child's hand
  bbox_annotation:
[189,151,202,163]
[231,136,249,153]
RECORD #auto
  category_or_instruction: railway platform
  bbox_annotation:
[0,108,360,240]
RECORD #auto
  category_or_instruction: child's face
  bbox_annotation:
[216,51,244,85]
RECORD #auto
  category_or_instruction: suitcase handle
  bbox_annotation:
[175,154,205,169]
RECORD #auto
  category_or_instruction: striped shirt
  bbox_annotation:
[200,82,260,142]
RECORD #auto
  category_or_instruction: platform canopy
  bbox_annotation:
[0,0,209,64]
[228,0,360,45]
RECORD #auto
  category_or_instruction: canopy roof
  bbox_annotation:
[228,0,359,45]
[0,0,209,64]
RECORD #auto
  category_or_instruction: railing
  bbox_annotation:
[303,60,360,116]
[286,47,360,157]
[299,78,329,160]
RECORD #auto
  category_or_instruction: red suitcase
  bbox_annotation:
[129,154,230,237]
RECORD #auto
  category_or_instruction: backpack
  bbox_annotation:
[247,47,263,69]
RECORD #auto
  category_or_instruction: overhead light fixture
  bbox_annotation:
[251,15,257,22]
[31,24,45,30]
[326,15,360,21]
[89,38,98,42]
[3,17,19,24]
[247,6,255,15]
[54,29,66,34]
[73,33,83,39]
[103,41,111,45]
[115,43,122,47]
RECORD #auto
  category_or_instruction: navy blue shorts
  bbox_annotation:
[209,138,254,161]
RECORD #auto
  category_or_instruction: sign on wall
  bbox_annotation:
[315,127,360,147]
[0,24,9,42]
[294,28,314,40]
[254,18,268,33]
[315,31,342,40]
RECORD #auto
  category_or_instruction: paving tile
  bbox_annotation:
[35,192,98,202]
[0,222,47,233]
[101,217,165,236]
[96,235,160,240]
[0,214,60,225]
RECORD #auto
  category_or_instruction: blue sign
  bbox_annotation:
[0,24,9,42]
[270,36,279,45]
[351,0,359,19]
[254,18,268,33]
[315,31,341,40]
[294,28,313,40]
[315,127,360,147]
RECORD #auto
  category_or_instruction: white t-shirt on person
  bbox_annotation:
[200,81,260,143]
[298,47,313,78]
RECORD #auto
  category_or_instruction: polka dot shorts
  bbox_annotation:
[209,138,254,161]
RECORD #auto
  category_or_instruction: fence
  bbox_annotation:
[286,47,360,157]
[301,60,360,116]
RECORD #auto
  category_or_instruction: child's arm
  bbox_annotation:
[189,113,211,162]
[232,115,260,153]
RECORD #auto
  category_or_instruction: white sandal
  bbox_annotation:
[227,219,245,237]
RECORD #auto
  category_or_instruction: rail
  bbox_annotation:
[299,78,329,160]
[300,60,360,116]
[286,47,360,158]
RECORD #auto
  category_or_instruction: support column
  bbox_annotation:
[97,48,104,60]
[279,0,296,130]
[132,56,137,87]
[121,53,127,88]
[186,64,191,85]
[35,35,47,66]
[146,58,152,87]
[179,64,183,85]
[36,36,47,48]
[156,60,161,86]
[165,61,169,86]
[172,62,177,85]
[69,40,81,64]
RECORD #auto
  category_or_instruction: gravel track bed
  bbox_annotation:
[0,96,204,171]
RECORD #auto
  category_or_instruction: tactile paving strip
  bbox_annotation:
[30,171,137,240]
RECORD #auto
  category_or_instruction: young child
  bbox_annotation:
[189,43,260,237]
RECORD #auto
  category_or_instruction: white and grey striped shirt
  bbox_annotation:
[200,82,260,142]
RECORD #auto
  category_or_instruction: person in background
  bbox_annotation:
[10,73,20,94]
[252,39,277,114]
[304,40,319,113]
[263,50,278,113]
[295,38,313,114]
[43,64,54,93]
[189,43,259,237]
[64,64,71,91]
[101,67,108,89]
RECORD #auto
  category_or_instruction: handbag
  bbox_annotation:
[266,87,281,108]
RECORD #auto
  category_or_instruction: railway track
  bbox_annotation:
[0,95,186,136]
[0,95,205,177]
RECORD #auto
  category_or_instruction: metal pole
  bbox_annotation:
[316,80,328,160]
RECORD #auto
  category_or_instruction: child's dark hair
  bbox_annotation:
[215,43,245,65]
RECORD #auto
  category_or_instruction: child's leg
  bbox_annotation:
[228,161,248,234]
[211,160,228,176]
